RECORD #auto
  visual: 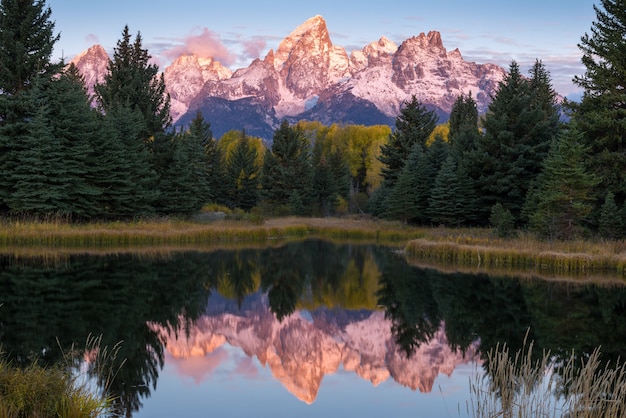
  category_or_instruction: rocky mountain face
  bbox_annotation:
[149,293,480,404]
[69,44,109,97]
[72,15,506,140]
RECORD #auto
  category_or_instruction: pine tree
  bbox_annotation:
[526,125,599,240]
[572,0,626,206]
[599,191,623,239]
[468,61,558,223]
[227,131,259,212]
[0,0,60,96]
[154,132,200,216]
[6,87,66,215]
[448,93,480,159]
[385,144,434,224]
[428,156,465,227]
[379,96,437,189]
[186,112,228,206]
[95,25,171,141]
[260,120,312,213]
[100,106,158,218]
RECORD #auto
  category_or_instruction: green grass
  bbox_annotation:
[0,335,120,418]
[0,358,112,418]
[468,340,626,417]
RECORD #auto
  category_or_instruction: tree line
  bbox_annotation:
[0,0,624,240]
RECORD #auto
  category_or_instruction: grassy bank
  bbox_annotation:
[0,216,424,249]
[405,230,626,278]
[2,216,626,278]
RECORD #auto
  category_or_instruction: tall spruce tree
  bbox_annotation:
[227,131,259,212]
[572,0,626,206]
[260,120,312,214]
[6,85,66,215]
[598,191,623,239]
[43,65,102,218]
[153,132,200,216]
[0,0,60,212]
[428,156,469,227]
[95,25,171,141]
[385,144,434,224]
[448,93,480,159]
[526,125,598,240]
[468,61,558,224]
[100,106,158,218]
[186,112,228,206]
[379,96,437,189]
[0,0,59,96]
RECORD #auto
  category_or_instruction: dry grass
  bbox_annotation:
[469,340,626,417]
[405,229,626,278]
[0,216,424,251]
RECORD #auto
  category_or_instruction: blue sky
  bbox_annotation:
[47,0,597,98]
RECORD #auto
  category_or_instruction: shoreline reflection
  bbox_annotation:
[151,296,480,403]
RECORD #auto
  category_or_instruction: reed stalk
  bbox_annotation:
[468,341,626,417]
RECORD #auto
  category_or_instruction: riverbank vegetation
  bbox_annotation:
[0,354,112,418]
[469,340,626,418]
[2,215,626,280]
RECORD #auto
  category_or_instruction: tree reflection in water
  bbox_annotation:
[1,240,626,416]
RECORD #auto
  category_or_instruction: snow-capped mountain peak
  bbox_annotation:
[71,15,507,140]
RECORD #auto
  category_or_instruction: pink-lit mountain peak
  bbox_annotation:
[71,15,507,138]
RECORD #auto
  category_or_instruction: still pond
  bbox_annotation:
[1,239,625,417]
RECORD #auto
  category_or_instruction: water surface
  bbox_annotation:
[1,239,625,417]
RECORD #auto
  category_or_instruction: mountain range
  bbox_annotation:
[71,15,507,140]
[149,292,480,404]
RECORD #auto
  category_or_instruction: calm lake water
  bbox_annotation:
[1,239,626,417]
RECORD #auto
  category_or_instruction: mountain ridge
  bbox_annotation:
[72,15,507,140]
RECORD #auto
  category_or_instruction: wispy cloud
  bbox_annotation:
[86,33,99,45]
[240,36,266,61]
[162,27,237,66]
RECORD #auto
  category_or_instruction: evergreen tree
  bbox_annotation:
[185,112,212,204]
[153,132,200,216]
[311,155,337,216]
[385,144,434,224]
[4,72,102,218]
[426,134,450,174]
[43,65,102,218]
[227,131,259,212]
[448,93,480,159]
[526,126,598,240]
[599,191,623,239]
[490,203,515,238]
[468,61,558,223]
[572,0,626,206]
[95,25,171,141]
[379,96,437,189]
[6,87,66,215]
[310,138,351,216]
[100,106,158,218]
[186,112,229,206]
[428,156,466,227]
[260,120,312,213]
[0,0,60,96]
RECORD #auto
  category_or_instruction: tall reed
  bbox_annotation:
[0,335,119,418]
[468,341,626,417]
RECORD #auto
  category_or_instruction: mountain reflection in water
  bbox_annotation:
[1,238,626,417]
[150,295,479,404]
